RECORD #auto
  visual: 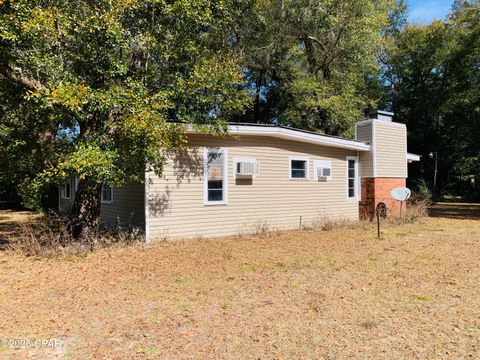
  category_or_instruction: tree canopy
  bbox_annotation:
[233,0,404,137]
[0,0,250,232]
[385,0,480,199]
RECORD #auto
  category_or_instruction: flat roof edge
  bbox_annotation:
[407,153,421,162]
[186,125,370,151]
[228,125,370,151]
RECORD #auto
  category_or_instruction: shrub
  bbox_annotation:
[253,220,272,236]
[415,178,432,202]
[5,213,142,258]
[386,201,429,225]
[306,216,363,231]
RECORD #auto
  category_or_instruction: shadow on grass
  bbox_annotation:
[0,211,40,243]
[0,217,19,233]
[428,202,480,220]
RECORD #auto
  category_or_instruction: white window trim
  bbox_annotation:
[314,159,333,181]
[101,183,113,204]
[357,150,362,197]
[204,147,228,206]
[61,182,71,199]
[346,156,359,201]
[232,157,258,179]
[372,120,377,177]
[289,156,310,180]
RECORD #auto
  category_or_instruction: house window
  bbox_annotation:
[101,183,113,203]
[289,157,309,179]
[61,182,71,199]
[205,149,227,204]
[347,156,358,199]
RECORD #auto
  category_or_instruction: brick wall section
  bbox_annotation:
[360,178,406,220]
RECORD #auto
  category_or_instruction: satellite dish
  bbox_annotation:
[391,187,411,201]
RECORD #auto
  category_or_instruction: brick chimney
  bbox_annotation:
[355,111,407,219]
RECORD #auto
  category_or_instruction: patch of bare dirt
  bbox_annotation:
[0,209,479,359]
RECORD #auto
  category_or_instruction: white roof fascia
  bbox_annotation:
[226,125,370,151]
[407,153,421,162]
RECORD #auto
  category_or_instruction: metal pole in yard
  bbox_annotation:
[377,211,380,239]
[433,154,438,201]
[429,151,438,201]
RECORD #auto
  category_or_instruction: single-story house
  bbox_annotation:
[59,110,420,241]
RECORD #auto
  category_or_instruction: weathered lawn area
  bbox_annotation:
[0,205,479,359]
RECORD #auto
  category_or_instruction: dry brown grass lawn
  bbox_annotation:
[0,206,479,359]
[0,210,43,237]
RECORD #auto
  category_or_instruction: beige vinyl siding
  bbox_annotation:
[100,183,145,228]
[147,135,360,240]
[375,121,407,178]
[356,123,374,178]
[59,180,145,229]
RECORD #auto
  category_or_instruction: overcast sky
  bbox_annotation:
[407,0,453,23]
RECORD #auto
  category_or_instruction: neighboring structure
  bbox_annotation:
[59,111,420,240]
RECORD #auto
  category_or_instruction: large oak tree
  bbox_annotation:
[0,0,250,236]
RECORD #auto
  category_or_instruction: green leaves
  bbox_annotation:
[174,55,250,125]
[387,1,480,199]
[236,0,401,135]
[0,0,250,209]
[46,82,93,113]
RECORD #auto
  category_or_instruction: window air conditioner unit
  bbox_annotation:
[316,167,331,181]
[236,162,258,177]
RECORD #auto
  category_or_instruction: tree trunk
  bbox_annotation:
[254,71,264,122]
[41,184,59,214]
[303,35,317,76]
[69,177,102,239]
